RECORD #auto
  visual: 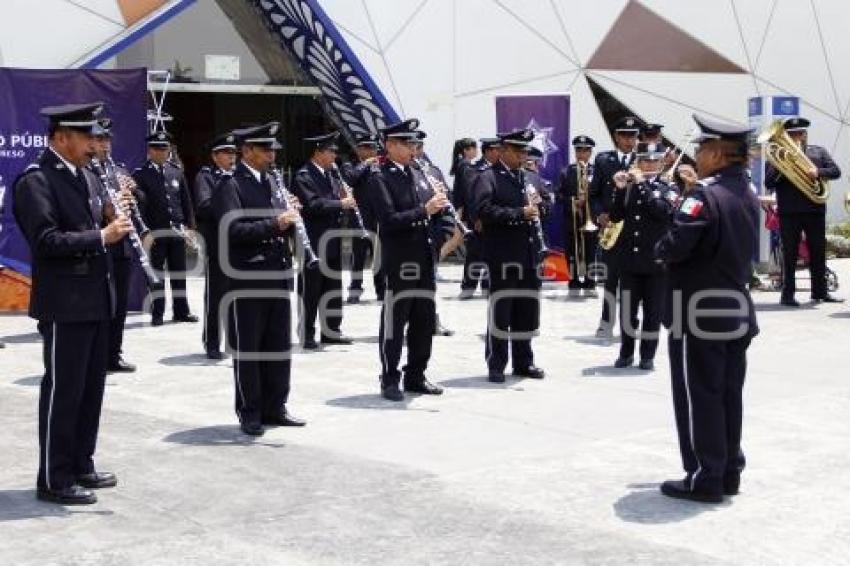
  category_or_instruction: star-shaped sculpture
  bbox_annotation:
[525,118,559,168]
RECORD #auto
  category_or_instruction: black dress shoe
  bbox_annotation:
[813,294,844,304]
[638,359,655,371]
[76,471,118,489]
[488,370,506,383]
[595,326,613,339]
[723,475,740,496]
[660,479,723,503]
[240,421,264,436]
[263,408,306,427]
[458,289,475,300]
[151,317,164,327]
[346,295,361,305]
[434,322,454,337]
[614,356,634,368]
[321,334,353,345]
[302,337,319,350]
[206,350,226,360]
[381,384,404,401]
[780,298,800,307]
[404,378,444,395]
[107,357,136,373]
[37,484,97,505]
[513,366,545,379]
[173,314,199,323]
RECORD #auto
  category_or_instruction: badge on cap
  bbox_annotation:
[269,124,279,136]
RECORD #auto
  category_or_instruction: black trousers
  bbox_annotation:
[598,247,620,328]
[202,242,228,353]
[378,266,436,385]
[298,250,343,341]
[149,234,190,319]
[461,232,489,292]
[668,332,749,494]
[619,271,663,361]
[349,233,385,298]
[227,295,291,424]
[565,224,597,289]
[37,320,109,490]
[485,264,541,373]
[779,212,827,299]
[108,257,131,363]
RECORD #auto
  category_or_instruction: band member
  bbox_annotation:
[343,133,382,303]
[610,143,678,371]
[14,102,131,504]
[193,131,237,359]
[472,129,546,382]
[590,116,639,338]
[133,131,199,326]
[641,123,664,144]
[558,135,598,294]
[655,114,760,503]
[523,147,555,208]
[765,117,842,306]
[292,131,355,349]
[368,118,446,401]
[212,122,305,436]
[457,138,501,298]
[91,119,143,373]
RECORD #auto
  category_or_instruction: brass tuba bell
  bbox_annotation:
[757,119,829,205]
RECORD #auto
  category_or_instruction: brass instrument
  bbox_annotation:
[757,119,829,204]
[522,177,550,260]
[412,158,472,239]
[331,163,369,239]
[571,161,598,277]
[600,166,642,250]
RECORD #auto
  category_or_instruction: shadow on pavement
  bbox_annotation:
[163,425,284,447]
[439,376,526,391]
[0,489,114,522]
[614,484,727,524]
[158,353,227,367]
[582,365,651,377]
[326,393,439,412]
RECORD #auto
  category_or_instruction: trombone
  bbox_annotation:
[571,161,598,278]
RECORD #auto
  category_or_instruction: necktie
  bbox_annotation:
[620,154,628,169]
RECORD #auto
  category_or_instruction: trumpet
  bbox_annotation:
[412,158,472,239]
[522,177,550,260]
[331,164,369,239]
[90,158,160,286]
[270,167,319,268]
[571,161,597,278]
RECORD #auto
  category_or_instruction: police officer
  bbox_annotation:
[610,142,678,371]
[558,135,597,294]
[655,114,760,503]
[368,118,446,401]
[133,131,198,326]
[472,129,546,383]
[193,131,237,359]
[292,131,355,349]
[342,133,382,303]
[14,102,131,504]
[457,138,502,299]
[765,117,843,306]
[90,118,147,373]
[212,122,305,436]
[590,116,640,338]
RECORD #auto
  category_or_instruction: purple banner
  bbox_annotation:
[495,93,571,251]
[0,68,148,273]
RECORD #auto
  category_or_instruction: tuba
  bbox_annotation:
[757,119,829,204]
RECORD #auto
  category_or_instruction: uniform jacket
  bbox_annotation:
[193,165,227,251]
[765,144,841,214]
[610,178,678,274]
[589,150,635,218]
[133,159,195,232]
[292,161,344,259]
[655,164,759,337]
[211,161,293,290]
[472,161,537,268]
[13,149,114,322]
[341,160,377,229]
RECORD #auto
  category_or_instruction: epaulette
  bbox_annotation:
[200,165,212,173]
[697,175,720,188]
[24,163,41,173]
[133,167,144,174]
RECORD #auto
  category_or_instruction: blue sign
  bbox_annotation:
[772,96,799,116]
[748,97,763,117]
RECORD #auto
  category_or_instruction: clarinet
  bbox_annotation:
[331,164,369,239]
[412,158,472,239]
[105,153,148,234]
[521,175,550,261]
[90,158,160,285]
[269,168,319,268]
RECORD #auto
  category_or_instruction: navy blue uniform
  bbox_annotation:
[456,158,490,293]
[765,144,840,300]
[368,160,438,387]
[14,149,115,492]
[292,162,345,342]
[590,150,635,329]
[133,160,195,321]
[212,162,294,425]
[472,162,541,373]
[655,164,760,496]
[342,160,384,300]
[558,162,597,289]
[610,178,677,362]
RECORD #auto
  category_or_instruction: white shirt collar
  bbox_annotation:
[617,150,633,163]
[311,160,326,176]
[242,161,263,184]
[391,160,408,172]
[49,146,77,176]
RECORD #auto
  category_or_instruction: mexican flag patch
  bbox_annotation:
[680,197,704,217]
